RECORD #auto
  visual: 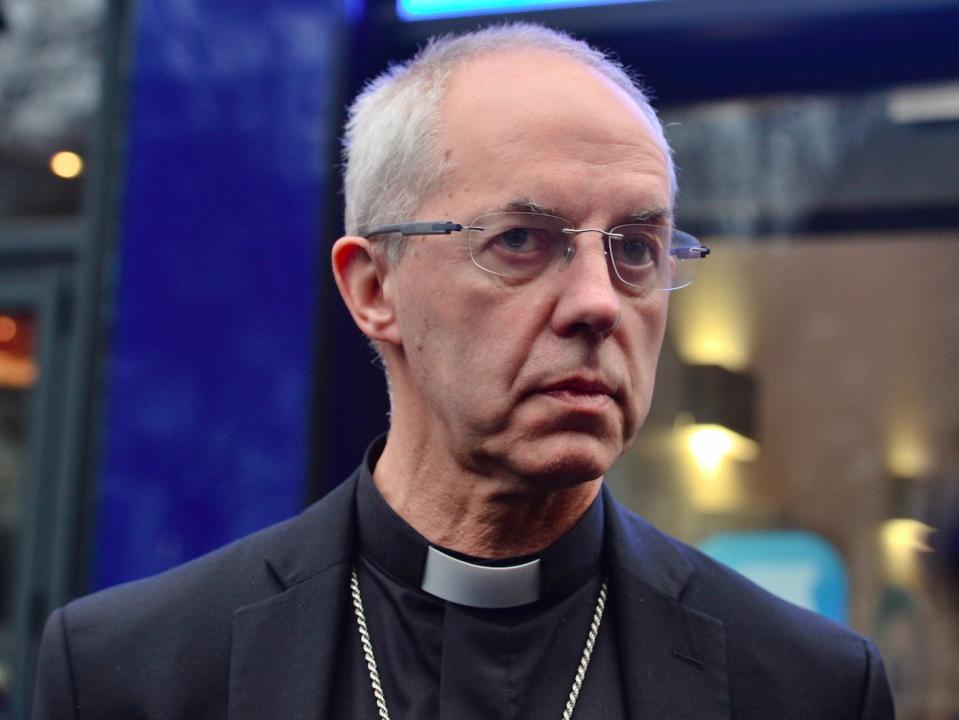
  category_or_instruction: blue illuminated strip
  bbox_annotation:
[398,0,655,21]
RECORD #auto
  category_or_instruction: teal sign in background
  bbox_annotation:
[699,530,849,624]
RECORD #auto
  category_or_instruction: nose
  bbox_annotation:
[550,235,622,338]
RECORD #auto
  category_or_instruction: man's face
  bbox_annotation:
[383,49,672,489]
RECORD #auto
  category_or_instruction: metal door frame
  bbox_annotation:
[0,270,70,716]
[0,1,130,714]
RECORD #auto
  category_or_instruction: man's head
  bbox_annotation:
[333,24,675,491]
[342,23,675,262]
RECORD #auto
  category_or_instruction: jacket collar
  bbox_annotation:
[263,470,359,589]
[228,470,360,720]
[228,472,729,720]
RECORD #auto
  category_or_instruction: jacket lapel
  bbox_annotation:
[228,473,359,720]
[604,488,731,720]
[226,472,731,719]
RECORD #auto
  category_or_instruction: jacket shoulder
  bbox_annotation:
[606,496,892,718]
[668,532,864,648]
[65,473,356,624]
[665,528,893,719]
[33,476,357,719]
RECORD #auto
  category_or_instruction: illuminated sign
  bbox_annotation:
[398,0,655,21]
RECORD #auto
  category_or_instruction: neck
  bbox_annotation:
[372,431,602,559]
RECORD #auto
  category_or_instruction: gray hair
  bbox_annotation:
[341,22,675,263]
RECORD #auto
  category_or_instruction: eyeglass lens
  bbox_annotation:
[466,212,699,292]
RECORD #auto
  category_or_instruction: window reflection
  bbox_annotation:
[0,0,104,220]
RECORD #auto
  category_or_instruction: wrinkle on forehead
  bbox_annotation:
[430,48,672,220]
[466,138,671,224]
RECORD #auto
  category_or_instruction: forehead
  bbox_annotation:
[429,48,671,221]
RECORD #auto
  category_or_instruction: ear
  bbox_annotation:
[331,236,402,346]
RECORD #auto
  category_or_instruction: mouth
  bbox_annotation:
[537,377,616,409]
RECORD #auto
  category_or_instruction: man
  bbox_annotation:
[33,23,894,719]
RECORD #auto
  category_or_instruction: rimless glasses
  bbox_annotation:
[363,211,710,295]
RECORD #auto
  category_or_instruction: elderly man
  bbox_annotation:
[33,23,893,720]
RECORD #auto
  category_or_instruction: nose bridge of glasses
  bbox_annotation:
[558,227,622,265]
[557,227,625,289]
[560,227,623,240]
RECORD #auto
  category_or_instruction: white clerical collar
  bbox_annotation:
[420,546,542,608]
[357,435,604,609]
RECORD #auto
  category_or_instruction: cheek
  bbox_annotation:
[397,277,515,393]
[624,297,669,418]
[445,295,538,391]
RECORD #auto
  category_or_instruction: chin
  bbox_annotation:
[507,432,619,489]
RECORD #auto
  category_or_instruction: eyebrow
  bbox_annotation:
[495,198,559,216]
[494,198,673,225]
[624,207,673,225]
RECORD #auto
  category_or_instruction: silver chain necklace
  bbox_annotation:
[350,566,608,720]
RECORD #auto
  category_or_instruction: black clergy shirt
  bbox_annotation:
[329,439,627,719]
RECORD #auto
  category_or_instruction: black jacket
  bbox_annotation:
[33,472,894,719]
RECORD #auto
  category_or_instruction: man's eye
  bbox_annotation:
[618,237,654,266]
[494,228,545,254]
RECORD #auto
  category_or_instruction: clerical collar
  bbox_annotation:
[356,435,605,609]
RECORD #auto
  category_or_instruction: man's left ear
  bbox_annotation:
[331,236,402,345]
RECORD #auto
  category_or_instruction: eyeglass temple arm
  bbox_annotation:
[671,229,711,260]
[364,221,484,237]
[363,221,710,259]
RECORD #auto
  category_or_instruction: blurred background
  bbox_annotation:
[1,0,958,716]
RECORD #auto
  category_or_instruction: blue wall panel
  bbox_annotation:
[95,0,342,588]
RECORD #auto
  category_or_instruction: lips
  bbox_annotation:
[537,377,617,409]
[541,378,615,395]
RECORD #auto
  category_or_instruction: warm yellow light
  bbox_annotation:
[0,316,16,343]
[887,430,933,479]
[675,423,756,513]
[675,421,759,513]
[702,338,724,354]
[669,242,753,371]
[880,518,933,587]
[0,352,38,388]
[685,469,742,513]
[50,151,84,179]
[685,424,759,475]
[688,425,734,474]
